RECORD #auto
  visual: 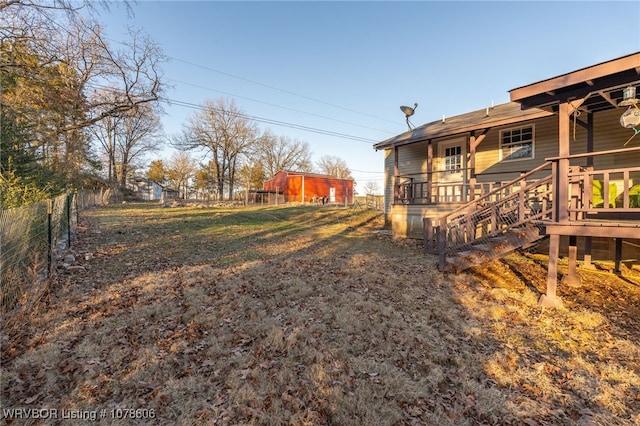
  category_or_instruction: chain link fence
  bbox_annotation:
[0,189,111,317]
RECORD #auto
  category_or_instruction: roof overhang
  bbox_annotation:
[509,52,640,112]
[373,102,553,150]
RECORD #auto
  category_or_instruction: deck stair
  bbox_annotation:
[426,162,555,271]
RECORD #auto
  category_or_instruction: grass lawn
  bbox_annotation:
[2,203,639,425]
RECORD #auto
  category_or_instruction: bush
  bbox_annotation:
[0,169,52,209]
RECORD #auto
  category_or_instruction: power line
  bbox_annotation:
[166,77,395,135]
[104,36,400,128]
[351,169,384,174]
[166,97,379,144]
[91,36,401,141]
[170,56,400,125]
[85,82,380,143]
[23,22,397,141]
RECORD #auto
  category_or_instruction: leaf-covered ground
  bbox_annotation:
[2,203,639,425]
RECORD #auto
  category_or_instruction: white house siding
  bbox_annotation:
[127,179,164,201]
[383,148,394,219]
[397,141,430,180]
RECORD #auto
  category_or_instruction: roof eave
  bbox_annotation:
[373,107,553,150]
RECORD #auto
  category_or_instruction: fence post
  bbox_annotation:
[437,218,447,271]
[75,189,79,225]
[67,192,72,248]
[47,198,53,276]
[423,217,433,253]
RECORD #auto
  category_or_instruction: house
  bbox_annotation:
[127,177,178,201]
[374,51,640,307]
[262,170,354,205]
[374,101,556,237]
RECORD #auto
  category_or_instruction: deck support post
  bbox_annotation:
[614,238,623,275]
[563,235,581,287]
[423,217,434,253]
[540,234,563,307]
[582,237,595,269]
[437,219,447,271]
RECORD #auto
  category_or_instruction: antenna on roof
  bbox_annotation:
[400,103,418,130]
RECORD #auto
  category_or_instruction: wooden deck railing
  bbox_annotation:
[394,179,506,205]
[546,146,640,219]
[421,146,640,270]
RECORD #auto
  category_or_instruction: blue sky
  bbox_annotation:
[100,1,640,191]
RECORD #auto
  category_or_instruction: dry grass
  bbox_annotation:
[1,203,639,425]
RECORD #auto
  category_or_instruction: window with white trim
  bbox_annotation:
[444,145,462,174]
[500,125,534,161]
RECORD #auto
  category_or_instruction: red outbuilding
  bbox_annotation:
[263,170,354,204]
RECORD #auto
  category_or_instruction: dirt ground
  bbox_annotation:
[1,204,639,425]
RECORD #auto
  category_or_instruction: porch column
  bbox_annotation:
[394,146,399,203]
[469,134,476,201]
[427,140,433,203]
[469,130,487,201]
[555,102,570,223]
[583,112,595,269]
[540,102,571,307]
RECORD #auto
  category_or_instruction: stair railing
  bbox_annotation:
[424,161,554,269]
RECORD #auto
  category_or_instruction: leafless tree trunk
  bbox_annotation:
[317,155,353,180]
[1,1,164,185]
[167,151,196,200]
[256,130,313,179]
[177,98,258,201]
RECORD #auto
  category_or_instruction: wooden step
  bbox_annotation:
[446,224,547,271]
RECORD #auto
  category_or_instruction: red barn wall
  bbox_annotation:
[301,176,353,204]
[263,172,354,204]
[287,176,303,202]
[263,171,289,193]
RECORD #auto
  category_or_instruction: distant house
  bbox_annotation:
[127,177,178,201]
[262,170,354,204]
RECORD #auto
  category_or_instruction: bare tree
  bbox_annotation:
[0,0,125,13]
[118,104,162,188]
[363,181,380,195]
[0,3,159,131]
[256,130,313,179]
[167,151,196,200]
[316,155,353,180]
[91,112,119,186]
[1,0,164,187]
[71,25,164,132]
[178,98,258,200]
[90,95,163,189]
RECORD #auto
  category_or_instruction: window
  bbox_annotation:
[500,126,534,161]
[444,145,462,174]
